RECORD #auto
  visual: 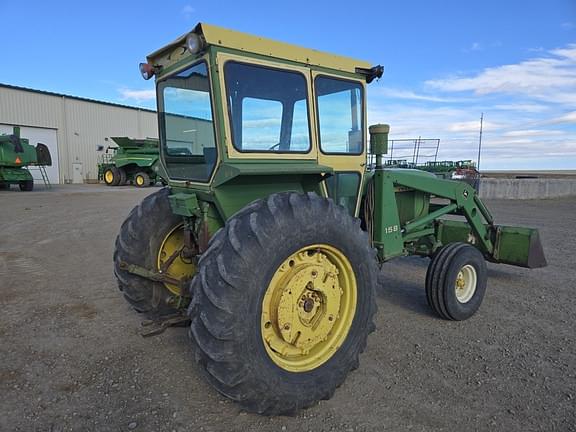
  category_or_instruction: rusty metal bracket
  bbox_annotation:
[140,314,191,337]
[119,260,182,286]
[119,260,192,311]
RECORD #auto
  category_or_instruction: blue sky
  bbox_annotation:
[1,0,574,169]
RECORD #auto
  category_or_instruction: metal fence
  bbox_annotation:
[367,138,440,168]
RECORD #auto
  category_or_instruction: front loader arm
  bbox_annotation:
[371,168,546,268]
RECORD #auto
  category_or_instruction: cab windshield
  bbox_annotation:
[158,61,217,182]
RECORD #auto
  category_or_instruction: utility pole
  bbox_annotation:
[477,113,484,171]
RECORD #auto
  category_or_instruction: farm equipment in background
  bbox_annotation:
[0,127,52,191]
[98,137,165,187]
[383,138,481,189]
[112,23,547,415]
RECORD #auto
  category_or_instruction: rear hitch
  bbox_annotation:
[140,314,191,337]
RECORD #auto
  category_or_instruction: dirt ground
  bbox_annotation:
[1,185,574,432]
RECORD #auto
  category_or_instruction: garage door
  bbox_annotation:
[0,124,60,185]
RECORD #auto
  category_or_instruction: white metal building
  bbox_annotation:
[0,84,158,184]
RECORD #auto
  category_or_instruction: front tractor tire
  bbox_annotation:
[114,188,195,320]
[188,192,378,414]
[425,242,487,320]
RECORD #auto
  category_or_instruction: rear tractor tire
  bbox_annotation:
[19,180,34,191]
[114,188,196,320]
[188,192,378,414]
[134,171,150,188]
[425,242,487,320]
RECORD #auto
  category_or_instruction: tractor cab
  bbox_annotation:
[141,23,382,218]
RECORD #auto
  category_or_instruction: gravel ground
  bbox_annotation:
[1,185,574,432]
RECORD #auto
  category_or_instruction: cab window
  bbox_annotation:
[158,61,217,182]
[315,76,363,155]
[224,61,311,153]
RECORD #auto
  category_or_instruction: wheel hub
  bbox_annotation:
[261,244,356,372]
[455,264,477,303]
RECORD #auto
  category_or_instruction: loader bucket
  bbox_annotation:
[492,226,547,269]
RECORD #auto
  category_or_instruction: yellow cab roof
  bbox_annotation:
[147,23,372,75]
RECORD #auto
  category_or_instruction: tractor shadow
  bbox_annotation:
[375,256,437,318]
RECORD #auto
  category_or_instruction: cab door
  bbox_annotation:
[312,71,366,217]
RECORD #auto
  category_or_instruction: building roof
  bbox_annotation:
[0,83,156,113]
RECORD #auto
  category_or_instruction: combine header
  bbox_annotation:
[112,23,547,414]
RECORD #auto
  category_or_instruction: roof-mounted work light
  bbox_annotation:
[139,62,156,80]
[186,33,205,55]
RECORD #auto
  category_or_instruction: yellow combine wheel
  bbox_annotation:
[104,167,123,186]
[104,169,115,185]
[188,192,378,415]
[103,166,127,186]
[134,171,151,188]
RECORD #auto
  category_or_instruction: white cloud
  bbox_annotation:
[118,89,155,102]
[181,5,195,20]
[377,88,464,103]
[545,111,576,124]
[425,44,576,105]
[503,129,565,137]
[493,103,548,113]
[447,120,501,133]
[243,118,281,128]
[462,42,482,53]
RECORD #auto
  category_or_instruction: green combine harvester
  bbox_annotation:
[0,127,52,191]
[98,137,163,187]
[112,23,547,415]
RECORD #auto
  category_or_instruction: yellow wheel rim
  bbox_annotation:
[261,244,357,372]
[157,224,196,295]
[136,175,144,186]
[105,170,114,184]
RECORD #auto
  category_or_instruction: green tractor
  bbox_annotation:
[0,127,52,191]
[98,137,164,187]
[113,24,547,415]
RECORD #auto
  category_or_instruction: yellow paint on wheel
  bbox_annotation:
[157,224,196,295]
[105,170,114,184]
[135,175,145,186]
[261,244,357,372]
